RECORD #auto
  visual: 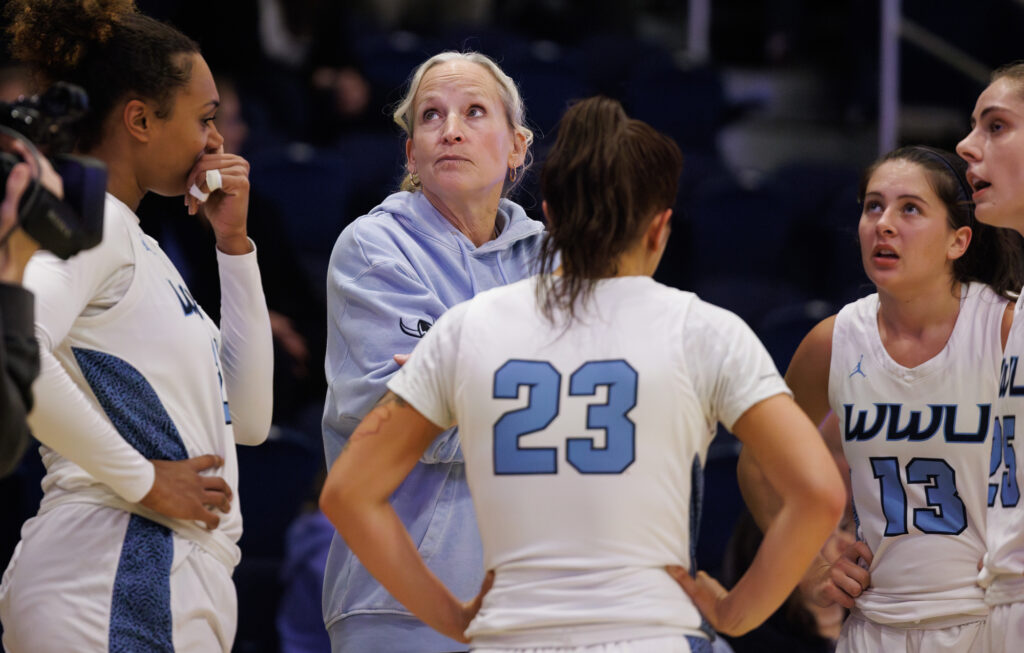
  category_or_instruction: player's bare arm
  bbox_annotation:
[321,393,486,641]
[680,393,845,636]
[351,392,410,443]
[737,316,836,532]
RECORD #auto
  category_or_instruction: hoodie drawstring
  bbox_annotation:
[495,251,510,285]
[458,239,479,296]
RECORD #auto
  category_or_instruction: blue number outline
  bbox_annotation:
[990,416,1005,507]
[492,360,560,475]
[566,360,637,474]
[991,416,1021,508]
[871,456,969,536]
[871,457,907,536]
[906,458,966,535]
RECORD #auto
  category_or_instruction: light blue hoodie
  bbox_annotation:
[322,190,545,652]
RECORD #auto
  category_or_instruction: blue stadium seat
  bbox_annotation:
[334,131,407,218]
[248,145,353,291]
[353,30,441,96]
[501,41,593,137]
[624,62,727,155]
[756,298,836,373]
[233,430,323,653]
[767,162,866,302]
[686,183,792,281]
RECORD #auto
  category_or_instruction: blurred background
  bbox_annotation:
[0,1,1021,651]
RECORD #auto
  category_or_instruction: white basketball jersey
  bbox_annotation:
[389,275,789,647]
[982,290,1024,605]
[829,282,1005,625]
[29,195,242,566]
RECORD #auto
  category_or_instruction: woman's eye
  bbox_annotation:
[422,109,439,121]
[865,200,883,212]
[989,120,1005,133]
[901,203,920,215]
[467,106,485,117]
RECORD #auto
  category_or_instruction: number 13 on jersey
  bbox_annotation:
[492,359,637,475]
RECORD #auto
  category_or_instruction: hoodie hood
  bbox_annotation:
[373,191,544,256]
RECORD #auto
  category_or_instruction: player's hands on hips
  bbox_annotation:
[442,569,494,643]
[666,565,747,636]
[810,538,873,609]
[140,454,233,530]
[185,148,252,255]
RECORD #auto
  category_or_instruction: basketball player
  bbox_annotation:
[319,96,846,652]
[957,62,1024,651]
[0,1,274,651]
[739,145,1024,653]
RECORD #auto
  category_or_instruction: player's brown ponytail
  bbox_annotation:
[537,96,682,323]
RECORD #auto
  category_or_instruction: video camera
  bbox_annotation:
[0,82,106,259]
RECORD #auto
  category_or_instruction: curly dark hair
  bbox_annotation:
[5,0,200,151]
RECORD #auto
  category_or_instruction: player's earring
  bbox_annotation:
[508,165,517,183]
[410,170,420,186]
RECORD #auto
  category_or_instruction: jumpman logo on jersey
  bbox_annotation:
[850,354,866,378]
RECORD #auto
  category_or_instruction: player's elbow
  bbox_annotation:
[794,465,847,531]
[235,425,271,447]
[820,476,847,527]
[319,470,360,531]
[319,481,345,529]
[232,404,274,446]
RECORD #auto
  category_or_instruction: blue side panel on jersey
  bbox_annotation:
[73,347,188,461]
[689,454,704,575]
[850,467,861,533]
[109,515,174,653]
[686,635,713,653]
[689,454,716,641]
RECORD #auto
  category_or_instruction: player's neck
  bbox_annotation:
[612,241,658,278]
[87,136,146,211]
[876,280,962,332]
[876,281,962,367]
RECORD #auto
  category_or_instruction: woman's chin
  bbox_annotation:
[973,201,1020,232]
[423,179,502,203]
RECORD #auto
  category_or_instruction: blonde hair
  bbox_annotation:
[393,51,534,193]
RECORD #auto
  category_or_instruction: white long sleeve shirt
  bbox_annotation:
[23,193,273,567]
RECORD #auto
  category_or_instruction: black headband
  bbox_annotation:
[910,146,975,209]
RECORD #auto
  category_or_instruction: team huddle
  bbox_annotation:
[1,1,1024,652]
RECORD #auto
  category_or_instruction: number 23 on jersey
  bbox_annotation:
[492,359,637,475]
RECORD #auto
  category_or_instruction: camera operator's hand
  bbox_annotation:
[0,137,66,283]
[0,162,40,284]
[0,136,63,200]
[185,147,252,256]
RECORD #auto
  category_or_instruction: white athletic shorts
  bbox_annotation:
[472,634,715,653]
[836,614,985,653]
[0,502,235,652]
[983,602,1024,653]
